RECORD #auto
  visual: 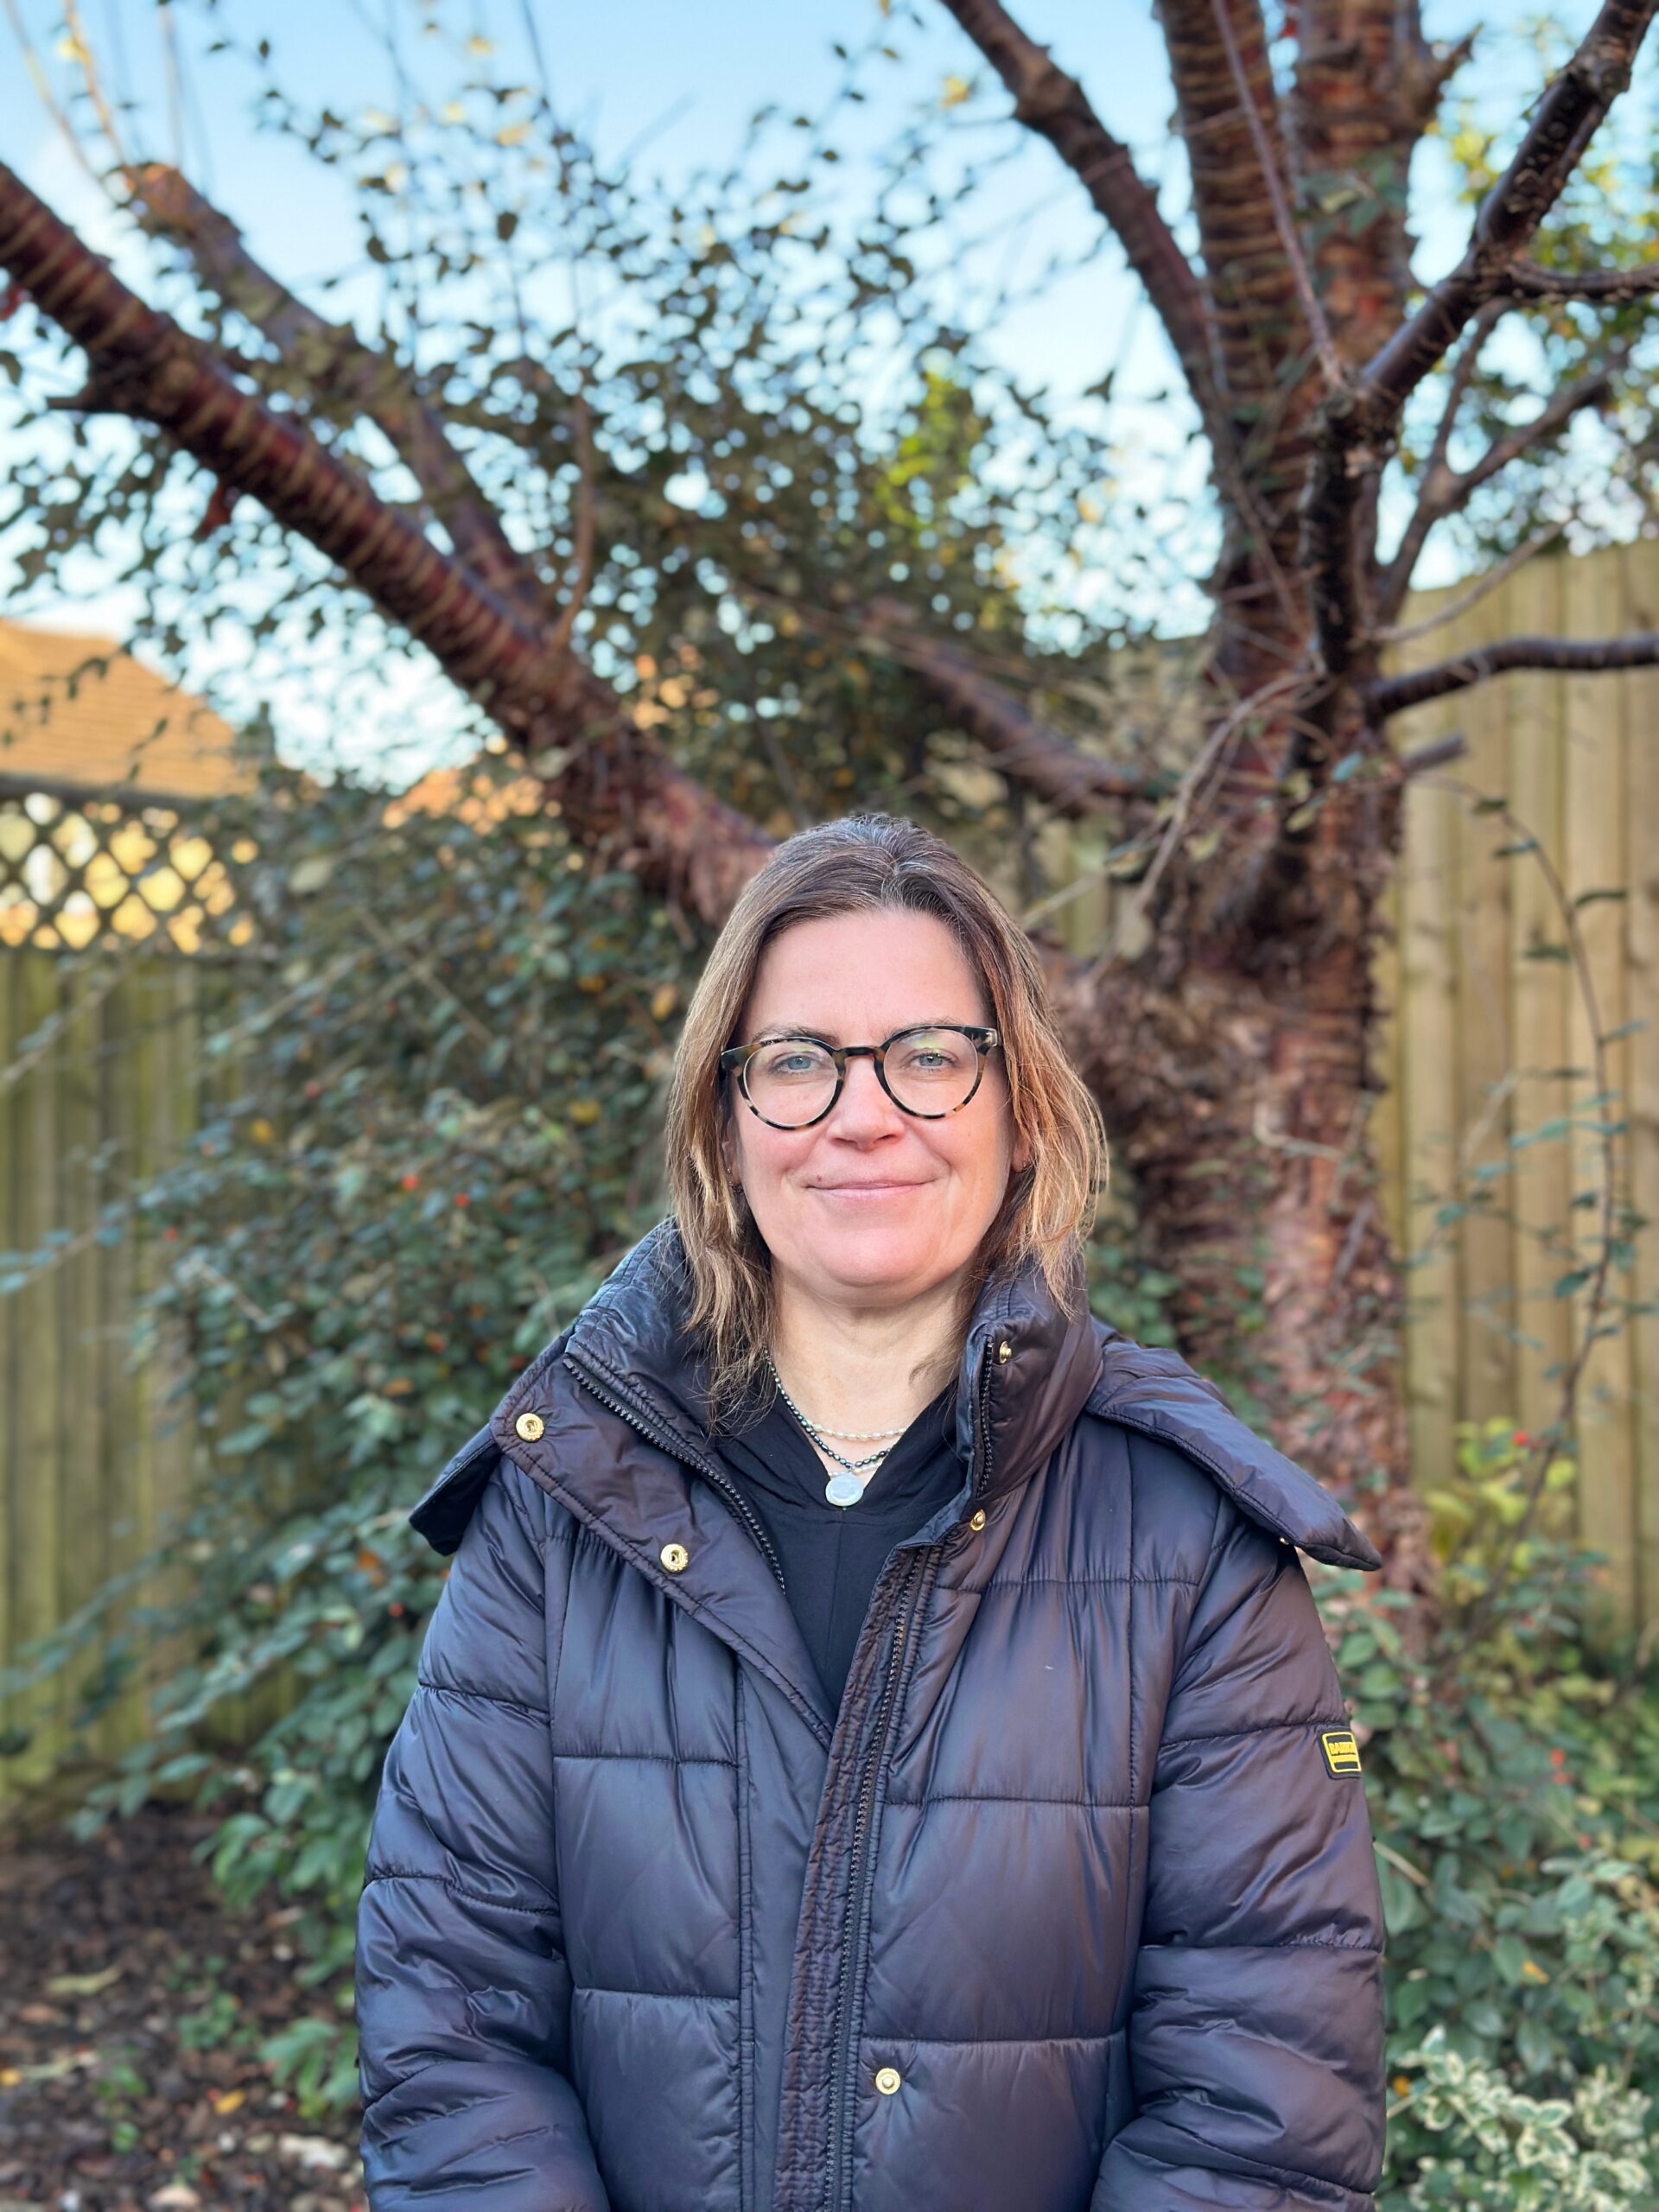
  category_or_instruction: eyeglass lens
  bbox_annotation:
[744,1028,981,1127]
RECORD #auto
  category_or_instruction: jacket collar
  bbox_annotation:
[553,1216,1103,1510]
[480,1219,1375,1742]
[489,1218,1103,1742]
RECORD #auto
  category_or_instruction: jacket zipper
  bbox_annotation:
[823,1335,1000,2210]
[824,1546,925,2212]
[561,1348,790,1591]
[970,1343,996,1502]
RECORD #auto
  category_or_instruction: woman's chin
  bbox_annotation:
[789,1233,957,1300]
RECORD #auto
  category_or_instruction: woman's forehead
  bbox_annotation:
[744,911,987,1031]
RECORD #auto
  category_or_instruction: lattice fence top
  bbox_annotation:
[0,782,253,954]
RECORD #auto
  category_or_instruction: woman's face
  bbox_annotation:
[725,909,1028,1314]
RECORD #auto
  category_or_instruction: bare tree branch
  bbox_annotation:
[126,163,536,611]
[937,0,1311,645]
[1497,259,1659,303]
[0,157,548,694]
[858,602,1171,811]
[1305,0,1655,682]
[933,0,1225,444]
[1366,304,1499,617]
[1207,0,1341,388]
[1159,0,1309,438]
[1439,365,1613,504]
[1368,629,1659,715]
[1361,0,1658,411]
[0,157,773,927]
[1377,359,1613,621]
[742,588,1167,810]
[1398,730,1468,773]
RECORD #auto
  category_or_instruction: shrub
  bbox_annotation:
[1310,1421,1659,2205]
[1393,2029,1649,2209]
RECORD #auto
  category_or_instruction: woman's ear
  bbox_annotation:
[719,1119,741,1190]
[1011,1122,1031,1174]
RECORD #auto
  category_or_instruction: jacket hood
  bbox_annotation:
[1086,1338,1382,1572]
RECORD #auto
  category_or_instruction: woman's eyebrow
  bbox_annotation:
[747,1020,963,1045]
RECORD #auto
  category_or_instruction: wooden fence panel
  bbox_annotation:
[1352,540,1650,1617]
[1628,545,1659,1624]
[0,949,214,1812]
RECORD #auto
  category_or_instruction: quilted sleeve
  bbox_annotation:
[355,1454,609,2212]
[1093,1503,1386,2212]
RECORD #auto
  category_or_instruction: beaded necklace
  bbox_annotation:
[765,1355,906,1509]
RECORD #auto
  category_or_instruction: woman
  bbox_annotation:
[355,814,1387,2212]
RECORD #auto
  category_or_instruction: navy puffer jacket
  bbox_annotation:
[356,1218,1387,2212]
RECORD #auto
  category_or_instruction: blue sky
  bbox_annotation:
[1,3,1192,423]
[0,0,1610,775]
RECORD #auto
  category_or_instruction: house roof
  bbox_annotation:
[0,621,248,802]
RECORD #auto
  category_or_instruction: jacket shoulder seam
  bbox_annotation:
[889,2029,1121,2046]
[1139,1934,1383,1955]
[889,1791,1136,1811]
[1160,1712,1350,1749]
[361,1869,555,1919]
[414,1677,549,1721]
[553,1747,737,1768]
[957,1572,1204,1592]
[1128,2111,1377,2202]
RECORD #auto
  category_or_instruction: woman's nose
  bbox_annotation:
[828,1053,903,1135]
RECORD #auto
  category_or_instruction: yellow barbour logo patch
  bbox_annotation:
[1320,1730,1363,1777]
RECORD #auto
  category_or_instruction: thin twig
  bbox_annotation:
[156,1,186,170]
[545,391,596,654]
[1089,667,1306,973]
[346,903,496,1048]
[1205,0,1342,390]
[1,0,102,185]
[1376,523,1566,647]
[61,0,133,172]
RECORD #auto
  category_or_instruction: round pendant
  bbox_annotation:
[824,1471,865,1509]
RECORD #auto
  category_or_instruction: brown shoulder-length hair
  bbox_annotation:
[664,813,1106,1427]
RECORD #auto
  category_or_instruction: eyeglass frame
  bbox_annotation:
[719,1022,1002,1131]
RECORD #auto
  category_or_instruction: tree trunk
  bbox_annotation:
[5,0,1653,1593]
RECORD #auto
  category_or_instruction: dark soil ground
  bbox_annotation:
[0,1801,361,2212]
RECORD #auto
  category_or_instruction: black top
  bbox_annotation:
[713,1382,964,1707]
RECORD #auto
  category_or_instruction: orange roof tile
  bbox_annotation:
[0,621,248,801]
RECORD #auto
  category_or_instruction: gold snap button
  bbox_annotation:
[969,1509,987,1533]
[874,2066,902,2095]
[660,1542,690,1573]
[996,1339,1012,1363]
[514,1411,544,1442]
